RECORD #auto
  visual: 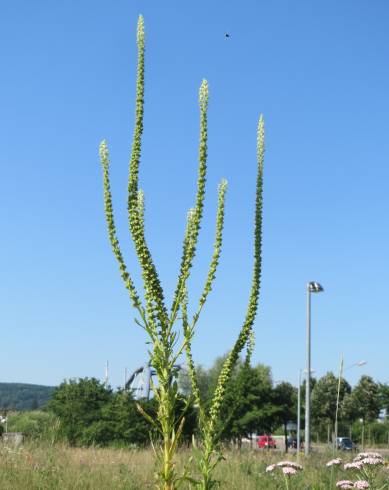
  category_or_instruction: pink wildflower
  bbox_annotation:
[265,464,275,473]
[327,458,342,467]
[336,481,354,489]
[276,461,303,470]
[354,481,369,489]
[360,457,383,466]
[282,466,297,475]
[344,462,363,470]
[355,452,383,461]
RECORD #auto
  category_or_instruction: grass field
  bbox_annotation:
[0,442,388,489]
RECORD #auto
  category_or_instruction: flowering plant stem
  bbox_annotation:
[283,474,290,490]
[183,118,264,489]
[99,15,264,490]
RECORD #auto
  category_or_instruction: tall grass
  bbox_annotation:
[1,443,387,489]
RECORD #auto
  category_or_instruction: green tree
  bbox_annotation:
[311,372,351,442]
[193,355,242,407]
[88,390,155,447]
[272,382,297,453]
[219,363,275,446]
[342,376,380,449]
[378,383,389,415]
[48,378,112,446]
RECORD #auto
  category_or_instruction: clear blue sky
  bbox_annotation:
[1,0,388,389]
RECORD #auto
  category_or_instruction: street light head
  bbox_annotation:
[357,360,367,367]
[308,281,324,293]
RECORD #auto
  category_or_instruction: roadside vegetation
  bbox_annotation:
[0,443,388,490]
[3,365,389,450]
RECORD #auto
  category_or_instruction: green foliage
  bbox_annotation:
[342,376,381,424]
[311,372,351,439]
[49,378,112,446]
[350,419,389,446]
[100,390,155,446]
[222,363,276,444]
[272,382,297,452]
[183,117,264,490]
[47,377,197,452]
[2,444,389,490]
[7,410,60,441]
[378,382,389,413]
[0,383,55,411]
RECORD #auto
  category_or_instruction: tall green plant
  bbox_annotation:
[182,118,264,489]
[99,15,264,490]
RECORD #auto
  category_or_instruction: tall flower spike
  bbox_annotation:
[127,15,168,331]
[193,178,227,325]
[207,114,264,442]
[99,140,144,315]
[137,189,145,224]
[245,329,255,366]
[171,79,209,318]
[137,14,145,46]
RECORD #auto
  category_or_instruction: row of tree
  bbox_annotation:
[311,371,388,445]
[40,357,389,449]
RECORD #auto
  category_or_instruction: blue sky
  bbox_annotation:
[1,0,388,388]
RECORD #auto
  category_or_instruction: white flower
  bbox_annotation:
[276,461,302,470]
[355,452,383,462]
[327,458,342,467]
[359,457,383,466]
[344,462,363,470]
[354,481,369,489]
[282,467,297,475]
[336,480,354,489]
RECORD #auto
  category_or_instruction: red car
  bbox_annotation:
[257,435,277,449]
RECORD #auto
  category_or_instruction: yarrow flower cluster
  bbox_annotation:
[282,466,297,475]
[265,460,303,489]
[355,453,383,461]
[336,481,369,489]
[344,462,363,470]
[336,481,354,489]
[327,458,342,467]
[277,461,303,470]
[266,460,303,484]
[266,461,303,473]
[334,451,386,490]
[344,452,384,471]
[352,453,384,467]
[353,481,369,489]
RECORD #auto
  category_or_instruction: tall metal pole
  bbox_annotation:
[297,369,301,459]
[334,353,344,455]
[305,284,311,456]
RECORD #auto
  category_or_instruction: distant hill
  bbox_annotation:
[0,383,56,411]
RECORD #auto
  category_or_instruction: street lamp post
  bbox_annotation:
[297,369,301,457]
[305,281,323,456]
[334,357,367,454]
[297,367,315,460]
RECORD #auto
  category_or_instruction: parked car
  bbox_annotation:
[257,435,277,449]
[336,437,357,451]
[286,436,302,449]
